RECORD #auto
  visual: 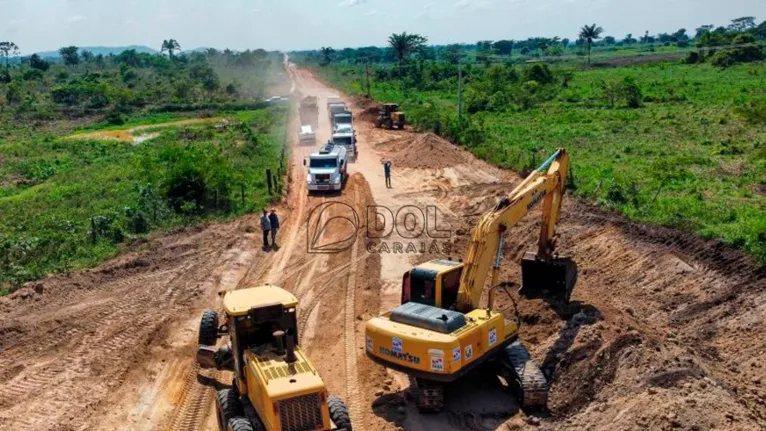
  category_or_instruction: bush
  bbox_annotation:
[23,69,44,81]
[621,77,643,108]
[685,51,702,64]
[524,63,554,84]
[710,46,765,68]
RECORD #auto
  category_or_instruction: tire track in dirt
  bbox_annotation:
[343,188,365,431]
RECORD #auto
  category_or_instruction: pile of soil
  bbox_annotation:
[386,133,470,169]
[351,96,382,123]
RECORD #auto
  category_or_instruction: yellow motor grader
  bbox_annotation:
[197,285,352,431]
[365,149,577,412]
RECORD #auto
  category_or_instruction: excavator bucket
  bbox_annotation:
[519,251,578,303]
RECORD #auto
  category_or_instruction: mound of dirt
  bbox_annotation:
[386,133,470,169]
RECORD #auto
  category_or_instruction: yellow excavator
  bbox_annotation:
[364,148,577,412]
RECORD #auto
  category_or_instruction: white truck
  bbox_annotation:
[298,125,315,145]
[305,143,348,193]
[332,124,357,160]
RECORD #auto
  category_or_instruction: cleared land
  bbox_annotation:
[1,65,765,431]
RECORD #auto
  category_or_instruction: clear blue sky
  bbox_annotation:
[1,0,765,54]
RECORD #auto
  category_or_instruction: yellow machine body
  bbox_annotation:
[366,260,519,380]
[223,285,334,431]
[365,149,575,410]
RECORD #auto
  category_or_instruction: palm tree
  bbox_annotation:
[388,32,428,72]
[161,39,181,58]
[320,47,335,65]
[579,24,604,65]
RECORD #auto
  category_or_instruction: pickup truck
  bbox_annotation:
[305,143,348,193]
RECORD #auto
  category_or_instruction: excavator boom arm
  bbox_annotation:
[456,149,570,310]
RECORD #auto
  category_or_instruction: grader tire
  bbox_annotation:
[328,396,352,431]
[227,417,256,431]
[216,389,243,431]
[199,309,218,346]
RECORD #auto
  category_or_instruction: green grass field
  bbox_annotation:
[0,108,287,291]
[314,59,766,262]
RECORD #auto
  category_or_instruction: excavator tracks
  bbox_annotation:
[503,340,549,408]
[413,378,445,413]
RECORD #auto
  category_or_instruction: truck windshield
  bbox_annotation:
[334,137,352,147]
[335,116,351,124]
[309,158,337,168]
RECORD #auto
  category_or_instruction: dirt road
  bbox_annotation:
[1,64,765,431]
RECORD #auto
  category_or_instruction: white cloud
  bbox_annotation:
[453,0,492,11]
[67,15,86,23]
[154,12,177,22]
[8,18,27,27]
[339,0,367,6]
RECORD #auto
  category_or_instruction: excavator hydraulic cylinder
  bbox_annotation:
[519,251,578,303]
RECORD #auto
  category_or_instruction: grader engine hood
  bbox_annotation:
[243,347,332,431]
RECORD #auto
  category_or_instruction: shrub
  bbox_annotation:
[524,63,554,84]
[23,69,44,81]
[710,46,765,68]
[685,51,702,64]
[621,77,643,108]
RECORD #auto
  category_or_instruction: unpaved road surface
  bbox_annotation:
[1,64,765,431]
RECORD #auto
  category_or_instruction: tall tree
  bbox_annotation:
[81,50,94,62]
[0,41,20,68]
[161,39,181,58]
[729,17,756,32]
[388,32,428,71]
[29,53,49,71]
[441,44,463,64]
[695,25,714,39]
[319,47,334,65]
[561,38,570,47]
[623,34,637,44]
[492,40,514,56]
[579,24,604,65]
[59,46,80,66]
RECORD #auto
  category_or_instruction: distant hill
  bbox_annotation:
[34,45,159,59]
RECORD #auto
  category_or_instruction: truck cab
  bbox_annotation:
[331,124,357,160]
[306,143,348,193]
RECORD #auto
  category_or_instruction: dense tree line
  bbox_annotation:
[0,40,280,122]
[294,16,765,67]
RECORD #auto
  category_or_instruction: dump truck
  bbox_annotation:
[197,284,352,431]
[300,96,319,130]
[304,143,348,194]
[328,103,350,128]
[365,149,577,412]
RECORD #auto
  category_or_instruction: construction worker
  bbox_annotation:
[260,209,271,250]
[381,158,392,188]
[269,209,280,250]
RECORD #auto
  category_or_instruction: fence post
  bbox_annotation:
[266,168,273,195]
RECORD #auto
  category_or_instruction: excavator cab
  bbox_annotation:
[401,260,463,308]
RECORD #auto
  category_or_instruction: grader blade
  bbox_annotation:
[519,251,578,303]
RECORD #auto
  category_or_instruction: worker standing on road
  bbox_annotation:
[260,209,272,251]
[382,158,392,188]
[269,209,280,250]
